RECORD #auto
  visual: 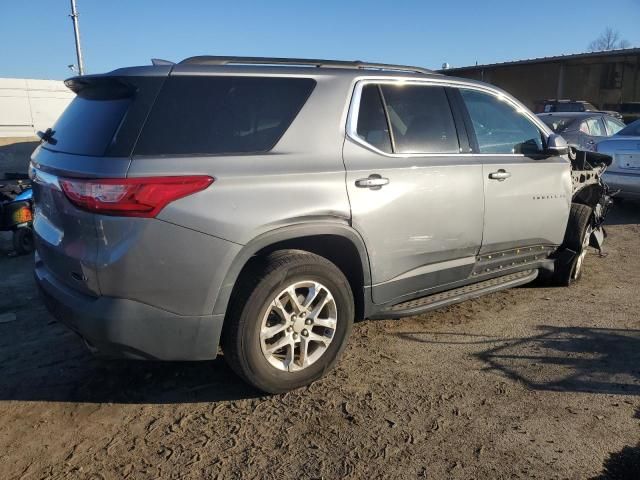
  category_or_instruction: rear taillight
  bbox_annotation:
[59,176,214,217]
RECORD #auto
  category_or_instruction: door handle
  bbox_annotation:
[355,174,389,190]
[488,169,511,181]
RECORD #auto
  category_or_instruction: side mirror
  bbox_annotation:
[545,133,568,156]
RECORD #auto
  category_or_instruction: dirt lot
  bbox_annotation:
[0,203,639,480]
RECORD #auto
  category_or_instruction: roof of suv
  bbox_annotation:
[178,55,436,75]
[103,55,446,81]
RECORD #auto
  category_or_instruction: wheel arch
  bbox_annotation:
[213,222,372,321]
[572,183,604,210]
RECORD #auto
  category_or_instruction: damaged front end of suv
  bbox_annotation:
[550,148,614,285]
[571,150,614,253]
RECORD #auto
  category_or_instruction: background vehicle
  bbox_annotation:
[537,112,626,158]
[597,119,640,199]
[0,174,33,255]
[619,102,640,124]
[32,57,610,393]
[537,99,623,120]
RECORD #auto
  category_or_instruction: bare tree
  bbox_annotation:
[588,28,631,51]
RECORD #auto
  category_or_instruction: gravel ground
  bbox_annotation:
[0,201,639,480]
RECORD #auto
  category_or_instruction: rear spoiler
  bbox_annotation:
[151,58,174,66]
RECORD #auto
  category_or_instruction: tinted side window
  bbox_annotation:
[135,76,316,156]
[356,85,392,153]
[460,89,543,154]
[379,85,459,154]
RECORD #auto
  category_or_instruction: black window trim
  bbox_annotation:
[346,78,551,157]
[377,85,397,153]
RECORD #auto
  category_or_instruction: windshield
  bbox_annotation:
[617,119,640,136]
[539,116,576,133]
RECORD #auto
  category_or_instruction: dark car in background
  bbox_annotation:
[619,102,640,124]
[537,99,623,121]
[537,112,626,158]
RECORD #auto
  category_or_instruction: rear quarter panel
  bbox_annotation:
[128,73,354,245]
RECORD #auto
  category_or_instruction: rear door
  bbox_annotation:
[343,80,484,304]
[456,87,571,255]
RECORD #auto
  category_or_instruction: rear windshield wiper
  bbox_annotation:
[37,128,57,145]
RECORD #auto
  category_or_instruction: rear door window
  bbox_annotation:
[134,76,316,156]
[604,117,625,135]
[579,121,590,134]
[355,85,392,153]
[379,84,459,154]
[460,89,544,155]
[586,118,605,136]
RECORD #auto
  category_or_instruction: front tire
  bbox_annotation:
[552,203,593,286]
[222,251,354,393]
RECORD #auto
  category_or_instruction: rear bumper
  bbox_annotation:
[603,171,640,199]
[36,261,224,360]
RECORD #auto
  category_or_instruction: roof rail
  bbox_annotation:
[178,56,434,75]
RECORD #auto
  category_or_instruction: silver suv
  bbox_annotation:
[32,56,611,393]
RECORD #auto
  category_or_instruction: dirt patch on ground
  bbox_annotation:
[1,202,639,479]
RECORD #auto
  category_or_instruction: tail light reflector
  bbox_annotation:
[59,176,214,217]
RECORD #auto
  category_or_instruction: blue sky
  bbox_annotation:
[2,0,640,79]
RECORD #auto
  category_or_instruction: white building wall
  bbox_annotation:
[0,78,75,137]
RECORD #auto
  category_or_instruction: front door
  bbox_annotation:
[343,81,484,304]
[456,88,571,255]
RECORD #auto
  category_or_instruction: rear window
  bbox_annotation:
[134,76,316,156]
[552,103,587,112]
[45,87,131,156]
[43,76,165,157]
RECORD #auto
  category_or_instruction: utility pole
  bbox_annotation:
[69,0,85,75]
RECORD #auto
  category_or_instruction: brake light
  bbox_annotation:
[13,206,32,224]
[59,176,214,217]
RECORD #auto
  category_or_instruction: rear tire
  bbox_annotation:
[222,251,354,394]
[13,227,34,255]
[552,203,593,286]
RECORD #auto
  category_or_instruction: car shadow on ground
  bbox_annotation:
[396,325,640,396]
[0,337,263,405]
[0,304,262,405]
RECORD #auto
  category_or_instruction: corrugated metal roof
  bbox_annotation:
[441,47,640,73]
